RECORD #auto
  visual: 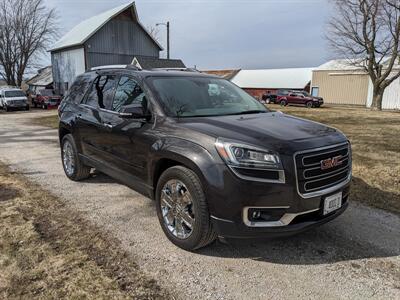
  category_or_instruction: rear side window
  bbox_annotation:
[112,76,146,112]
[68,74,95,103]
[84,75,117,110]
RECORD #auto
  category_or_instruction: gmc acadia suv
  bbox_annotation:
[58,66,351,250]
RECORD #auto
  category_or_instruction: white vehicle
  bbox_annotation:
[0,87,29,112]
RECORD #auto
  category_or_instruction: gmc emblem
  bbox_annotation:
[320,155,343,170]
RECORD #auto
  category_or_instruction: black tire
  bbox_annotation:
[280,100,287,107]
[42,103,47,109]
[61,134,91,181]
[306,101,313,108]
[25,105,30,111]
[155,166,217,251]
[5,106,9,112]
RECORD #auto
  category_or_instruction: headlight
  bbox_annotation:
[215,138,285,183]
[215,138,282,169]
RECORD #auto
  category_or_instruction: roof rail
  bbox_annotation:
[151,67,199,73]
[90,65,141,71]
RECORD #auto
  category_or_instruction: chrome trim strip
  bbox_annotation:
[304,169,349,192]
[243,206,319,227]
[301,145,349,167]
[302,158,349,180]
[294,142,352,199]
[229,166,286,184]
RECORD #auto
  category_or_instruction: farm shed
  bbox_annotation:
[312,59,400,109]
[49,2,163,95]
[26,66,53,93]
[230,68,314,99]
[132,56,186,69]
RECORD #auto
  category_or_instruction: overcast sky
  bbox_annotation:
[45,0,334,70]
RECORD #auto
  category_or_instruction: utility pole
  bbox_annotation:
[156,21,170,59]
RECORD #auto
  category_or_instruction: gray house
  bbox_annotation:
[50,2,166,95]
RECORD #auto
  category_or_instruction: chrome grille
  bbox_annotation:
[294,143,351,197]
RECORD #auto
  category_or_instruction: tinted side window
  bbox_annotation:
[112,76,146,112]
[68,74,95,103]
[84,75,117,109]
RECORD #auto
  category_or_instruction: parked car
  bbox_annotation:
[0,87,29,111]
[261,92,277,104]
[59,66,351,250]
[32,89,62,109]
[296,90,324,104]
[277,92,323,108]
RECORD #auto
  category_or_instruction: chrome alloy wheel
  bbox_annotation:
[160,179,195,239]
[62,141,75,176]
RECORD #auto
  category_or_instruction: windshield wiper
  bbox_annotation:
[229,110,267,116]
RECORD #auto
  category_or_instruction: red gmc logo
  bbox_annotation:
[320,155,343,170]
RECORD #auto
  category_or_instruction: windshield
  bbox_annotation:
[148,76,268,117]
[5,90,26,98]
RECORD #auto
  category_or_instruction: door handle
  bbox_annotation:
[103,122,113,129]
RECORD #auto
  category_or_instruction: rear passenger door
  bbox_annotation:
[77,74,117,162]
[99,75,153,184]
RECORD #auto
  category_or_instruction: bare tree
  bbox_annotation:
[327,0,400,110]
[0,0,57,87]
[147,25,161,43]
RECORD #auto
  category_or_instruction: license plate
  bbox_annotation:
[323,192,342,215]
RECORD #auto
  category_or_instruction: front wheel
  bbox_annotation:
[61,134,91,181]
[306,101,313,108]
[155,166,217,251]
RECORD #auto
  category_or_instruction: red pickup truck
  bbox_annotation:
[277,91,323,108]
[32,89,62,109]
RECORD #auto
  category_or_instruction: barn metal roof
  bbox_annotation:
[49,2,163,52]
[316,58,400,71]
[231,68,314,89]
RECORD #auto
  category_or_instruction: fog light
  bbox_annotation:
[252,211,261,219]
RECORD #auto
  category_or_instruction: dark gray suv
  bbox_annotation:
[58,66,351,250]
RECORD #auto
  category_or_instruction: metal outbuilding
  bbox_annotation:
[312,59,400,109]
[49,2,163,95]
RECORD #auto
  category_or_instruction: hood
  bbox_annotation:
[177,112,346,153]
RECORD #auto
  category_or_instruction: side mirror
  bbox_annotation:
[119,103,151,120]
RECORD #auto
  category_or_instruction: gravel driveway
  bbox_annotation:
[1,110,399,299]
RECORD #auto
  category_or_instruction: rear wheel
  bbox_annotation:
[306,101,313,108]
[155,166,217,251]
[280,100,287,107]
[61,134,91,181]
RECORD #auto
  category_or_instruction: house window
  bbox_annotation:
[311,87,319,97]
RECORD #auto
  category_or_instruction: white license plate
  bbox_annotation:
[323,192,342,215]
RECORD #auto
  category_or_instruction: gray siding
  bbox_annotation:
[85,19,160,69]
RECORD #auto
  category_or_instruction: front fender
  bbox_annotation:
[148,137,225,214]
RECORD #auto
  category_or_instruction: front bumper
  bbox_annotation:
[211,192,349,239]
[204,144,351,239]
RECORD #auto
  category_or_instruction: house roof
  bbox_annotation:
[231,68,314,89]
[201,69,241,80]
[26,66,53,86]
[132,56,186,69]
[49,2,162,52]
